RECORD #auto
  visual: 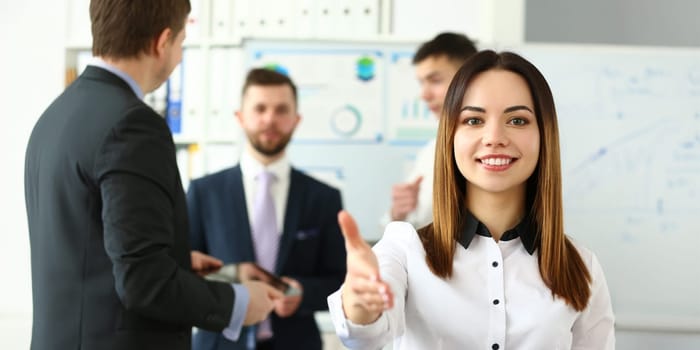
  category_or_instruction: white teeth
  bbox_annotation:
[481,158,511,166]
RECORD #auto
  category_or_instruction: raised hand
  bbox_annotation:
[338,210,394,325]
[390,176,423,221]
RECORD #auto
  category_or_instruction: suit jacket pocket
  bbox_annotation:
[295,228,320,240]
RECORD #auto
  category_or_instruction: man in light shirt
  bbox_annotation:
[384,32,478,229]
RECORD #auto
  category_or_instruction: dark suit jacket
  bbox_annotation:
[187,165,346,350]
[24,66,236,350]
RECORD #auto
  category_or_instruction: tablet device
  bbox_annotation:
[203,263,301,296]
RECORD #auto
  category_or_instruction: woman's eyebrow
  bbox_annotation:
[460,105,485,112]
[504,105,533,113]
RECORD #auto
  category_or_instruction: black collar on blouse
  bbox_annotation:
[457,210,537,255]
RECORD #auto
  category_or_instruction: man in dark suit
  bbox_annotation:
[187,68,347,350]
[24,1,281,349]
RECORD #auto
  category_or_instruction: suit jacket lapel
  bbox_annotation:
[275,169,302,274]
[228,166,256,262]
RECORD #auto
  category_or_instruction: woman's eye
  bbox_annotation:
[464,118,482,125]
[509,117,528,126]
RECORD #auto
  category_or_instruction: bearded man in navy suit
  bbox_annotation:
[187,68,346,350]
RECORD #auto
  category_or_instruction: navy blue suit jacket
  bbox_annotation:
[187,165,346,350]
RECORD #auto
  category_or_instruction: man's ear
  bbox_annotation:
[153,27,173,57]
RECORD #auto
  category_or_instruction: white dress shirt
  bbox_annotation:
[329,214,615,350]
[240,151,291,234]
[381,139,435,230]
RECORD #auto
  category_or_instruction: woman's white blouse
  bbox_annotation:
[327,222,615,350]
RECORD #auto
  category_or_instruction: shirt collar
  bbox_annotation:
[240,150,291,182]
[457,210,537,255]
[89,57,145,99]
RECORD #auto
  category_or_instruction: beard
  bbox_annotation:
[246,129,293,157]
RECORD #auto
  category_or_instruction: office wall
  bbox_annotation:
[392,0,524,45]
[525,0,700,47]
[525,1,700,348]
[0,1,504,348]
[3,0,698,348]
[0,0,66,348]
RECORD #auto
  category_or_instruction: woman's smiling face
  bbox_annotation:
[453,69,540,197]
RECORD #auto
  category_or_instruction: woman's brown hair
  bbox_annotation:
[421,50,591,311]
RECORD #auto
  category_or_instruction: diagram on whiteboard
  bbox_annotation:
[386,51,438,144]
[520,46,700,325]
[550,58,700,236]
[248,47,384,143]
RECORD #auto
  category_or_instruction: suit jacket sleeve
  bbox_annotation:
[296,187,346,313]
[95,108,234,330]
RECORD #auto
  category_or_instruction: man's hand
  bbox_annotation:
[242,281,284,325]
[191,251,223,276]
[338,210,393,325]
[237,262,271,282]
[273,277,303,318]
[390,176,423,221]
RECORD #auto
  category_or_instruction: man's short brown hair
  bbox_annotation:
[90,0,191,59]
[241,68,298,107]
[413,32,477,66]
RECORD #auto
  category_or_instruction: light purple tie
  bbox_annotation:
[252,170,278,339]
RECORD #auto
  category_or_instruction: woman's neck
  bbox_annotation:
[466,184,526,241]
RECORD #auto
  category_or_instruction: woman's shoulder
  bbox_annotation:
[372,222,428,269]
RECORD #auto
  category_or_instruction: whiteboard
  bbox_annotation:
[243,39,431,243]
[512,44,700,331]
[243,40,700,331]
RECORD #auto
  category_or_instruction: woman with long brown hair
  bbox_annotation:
[328,50,615,349]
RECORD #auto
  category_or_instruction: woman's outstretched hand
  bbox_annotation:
[338,210,394,324]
